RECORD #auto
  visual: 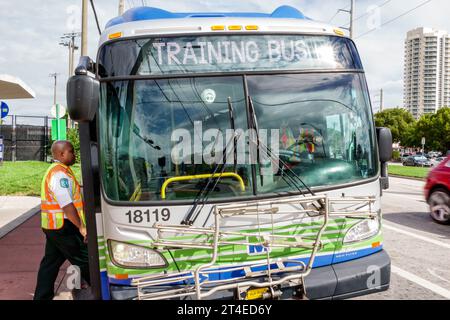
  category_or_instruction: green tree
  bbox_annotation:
[405,107,450,153]
[433,107,450,152]
[67,127,81,163]
[374,108,415,145]
[46,127,81,163]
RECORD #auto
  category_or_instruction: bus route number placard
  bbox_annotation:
[125,209,171,224]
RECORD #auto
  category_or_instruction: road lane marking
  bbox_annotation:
[391,265,450,299]
[427,268,450,284]
[383,223,450,249]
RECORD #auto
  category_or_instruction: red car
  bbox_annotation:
[425,156,450,224]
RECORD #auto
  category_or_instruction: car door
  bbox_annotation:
[407,157,413,166]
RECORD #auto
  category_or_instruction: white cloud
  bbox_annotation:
[0,0,447,118]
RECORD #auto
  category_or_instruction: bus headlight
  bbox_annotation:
[109,240,167,269]
[343,218,380,244]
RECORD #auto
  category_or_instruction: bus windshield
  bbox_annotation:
[98,35,361,77]
[98,35,377,203]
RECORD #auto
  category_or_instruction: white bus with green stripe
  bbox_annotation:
[67,5,393,300]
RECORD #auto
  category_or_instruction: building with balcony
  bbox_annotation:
[404,27,450,118]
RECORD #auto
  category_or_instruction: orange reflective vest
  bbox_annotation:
[40,162,85,230]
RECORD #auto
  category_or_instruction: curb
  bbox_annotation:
[0,205,41,239]
[390,174,426,182]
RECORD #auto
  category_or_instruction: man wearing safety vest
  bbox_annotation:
[34,141,90,300]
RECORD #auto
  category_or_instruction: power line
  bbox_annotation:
[343,0,393,27]
[328,3,351,22]
[328,11,341,23]
[356,0,433,39]
[90,0,102,35]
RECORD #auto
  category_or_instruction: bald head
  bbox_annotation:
[52,141,76,166]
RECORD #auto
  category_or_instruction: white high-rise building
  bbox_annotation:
[404,27,450,118]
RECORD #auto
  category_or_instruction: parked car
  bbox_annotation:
[428,151,441,159]
[425,157,450,224]
[403,156,433,167]
[400,153,411,162]
[431,157,445,167]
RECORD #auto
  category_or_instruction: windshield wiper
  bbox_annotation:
[257,137,326,212]
[248,95,264,186]
[182,97,241,226]
[227,97,238,174]
[247,95,325,211]
[182,132,242,226]
[133,125,161,150]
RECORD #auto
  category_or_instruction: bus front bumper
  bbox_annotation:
[109,250,391,300]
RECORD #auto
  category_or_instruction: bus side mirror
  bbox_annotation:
[67,56,99,122]
[377,127,393,163]
[377,127,393,190]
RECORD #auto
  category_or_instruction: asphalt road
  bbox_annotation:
[1,177,449,300]
[354,177,450,300]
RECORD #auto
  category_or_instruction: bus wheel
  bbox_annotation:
[429,189,450,225]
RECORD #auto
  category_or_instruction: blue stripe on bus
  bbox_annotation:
[107,246,383,287]
[106,6,308,29]
[100,271,111,300]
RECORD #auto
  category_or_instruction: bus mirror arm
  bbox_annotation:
[376,127,393,190]
[75,56,97,75]
[67,56,99,123]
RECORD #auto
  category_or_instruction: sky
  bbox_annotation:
[0,0,448,120]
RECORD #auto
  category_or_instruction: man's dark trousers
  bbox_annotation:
[34,220,90,300]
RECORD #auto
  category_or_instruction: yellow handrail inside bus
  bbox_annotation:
[130,182,142,202]
[161,173,246,200]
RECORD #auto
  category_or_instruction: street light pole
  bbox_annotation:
[49,73,58,106]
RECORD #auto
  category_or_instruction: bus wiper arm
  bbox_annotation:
[248,95,264,186]
[182,132,242,226]
[227,97,238,173]
[254,134,326,212]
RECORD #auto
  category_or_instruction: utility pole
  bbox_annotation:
[81,0,88,56]
[59,32,81,77]
[59,33,80,129]
[339,0,355,39]
[350,0,355,39]
[380,88,384,112]
[119,0,125,15]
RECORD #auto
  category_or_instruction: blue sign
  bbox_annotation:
[1,102,9,119]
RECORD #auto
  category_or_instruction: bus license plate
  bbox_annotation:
[245,288,269,300]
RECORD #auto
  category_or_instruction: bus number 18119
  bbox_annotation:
[125,209,171,224]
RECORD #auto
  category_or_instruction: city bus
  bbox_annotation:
[67,5,393,300]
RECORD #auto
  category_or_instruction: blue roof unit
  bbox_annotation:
[106,5,309,29]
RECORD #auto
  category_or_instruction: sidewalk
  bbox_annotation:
[0,196,73,300]
[0,196,40,238]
